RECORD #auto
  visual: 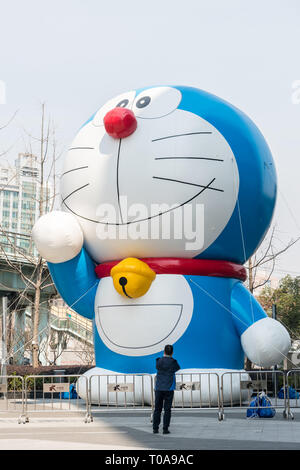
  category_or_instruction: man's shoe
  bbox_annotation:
[153,429,159,434]
[163,429,170,434]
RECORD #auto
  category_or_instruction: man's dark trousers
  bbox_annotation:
[153,390,174,431]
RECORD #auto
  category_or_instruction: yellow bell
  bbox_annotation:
[110,258,156,298]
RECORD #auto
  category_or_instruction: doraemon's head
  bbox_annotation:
[61,86,276,264]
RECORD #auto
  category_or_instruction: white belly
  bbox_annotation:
[94,274,194,357]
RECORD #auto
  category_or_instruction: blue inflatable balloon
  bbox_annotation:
[32,86,290,402]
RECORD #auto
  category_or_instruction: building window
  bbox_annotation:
[22,182,36,191]
[22,170,38,177]
[19,240,29,248]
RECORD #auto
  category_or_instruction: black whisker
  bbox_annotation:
[61,166,89,177]
[68,147,95,150]
[154,156,223,162]
[152,132,212,142]
[62,183,90,203]
[153,176,223,192]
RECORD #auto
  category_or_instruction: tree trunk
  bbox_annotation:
[32,258,43,368]
[32,104,46,368]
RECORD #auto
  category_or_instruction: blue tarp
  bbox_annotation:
[277,386,300,399]
[247,393,276,418]
[62,383,79,399]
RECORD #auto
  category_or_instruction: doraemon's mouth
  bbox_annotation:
[96,303,183,351]
[61,174,222,226]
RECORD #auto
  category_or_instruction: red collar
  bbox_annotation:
[95,258,247,282]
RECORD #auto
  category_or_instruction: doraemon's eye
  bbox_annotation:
[133,87,181,119]
[93,91,135,127]
[136,96,151,108]
[116,99,129,108]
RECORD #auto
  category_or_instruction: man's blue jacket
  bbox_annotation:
[155,356,180,391]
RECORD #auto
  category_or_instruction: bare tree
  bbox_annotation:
[5,313,31,364]
[0,103,61,367]
[39,325,71,366]
[0,110,18,158]
[73,340,95,367]
[247,225,300,294]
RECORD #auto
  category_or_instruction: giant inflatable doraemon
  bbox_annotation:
[32,86,290,404]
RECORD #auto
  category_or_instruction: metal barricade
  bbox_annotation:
[220,370,287,419]
[172,372,223,421]
[286,370,300,420]
[0,375,25,423]
[3,369,298,424]
[84,374,154,422]
[24,374,89,423]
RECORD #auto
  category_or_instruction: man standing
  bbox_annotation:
[153,344,180,434]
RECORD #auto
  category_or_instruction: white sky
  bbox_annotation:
[0,0,300,277]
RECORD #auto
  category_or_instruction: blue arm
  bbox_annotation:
[231,281,267,336]
[48,247,99,319]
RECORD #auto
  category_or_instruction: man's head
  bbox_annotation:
[164,344,173,357]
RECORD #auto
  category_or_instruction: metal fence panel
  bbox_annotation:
[286,370,300,419]
[24,374,89,423]
[220,370,287,419]
[0,375,25,422]
[172,372,223,421]
[173,372,221,410]
[82,374,154,420]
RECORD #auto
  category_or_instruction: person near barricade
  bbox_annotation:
[153,344,180,434]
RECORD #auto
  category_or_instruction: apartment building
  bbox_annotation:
[0,152,51,257]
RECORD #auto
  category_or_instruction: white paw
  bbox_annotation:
[241,317,291,368]
[32,211,84,263]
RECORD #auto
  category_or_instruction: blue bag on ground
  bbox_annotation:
[247,393,276,418]
[277,386,300,399]
[247,396,260,418]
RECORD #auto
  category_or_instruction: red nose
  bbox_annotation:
[104,107,137,139]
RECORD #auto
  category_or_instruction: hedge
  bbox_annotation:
[4,365,93,392]
[7,364,92,377]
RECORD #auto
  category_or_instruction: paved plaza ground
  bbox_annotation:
[0,409,300,450]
